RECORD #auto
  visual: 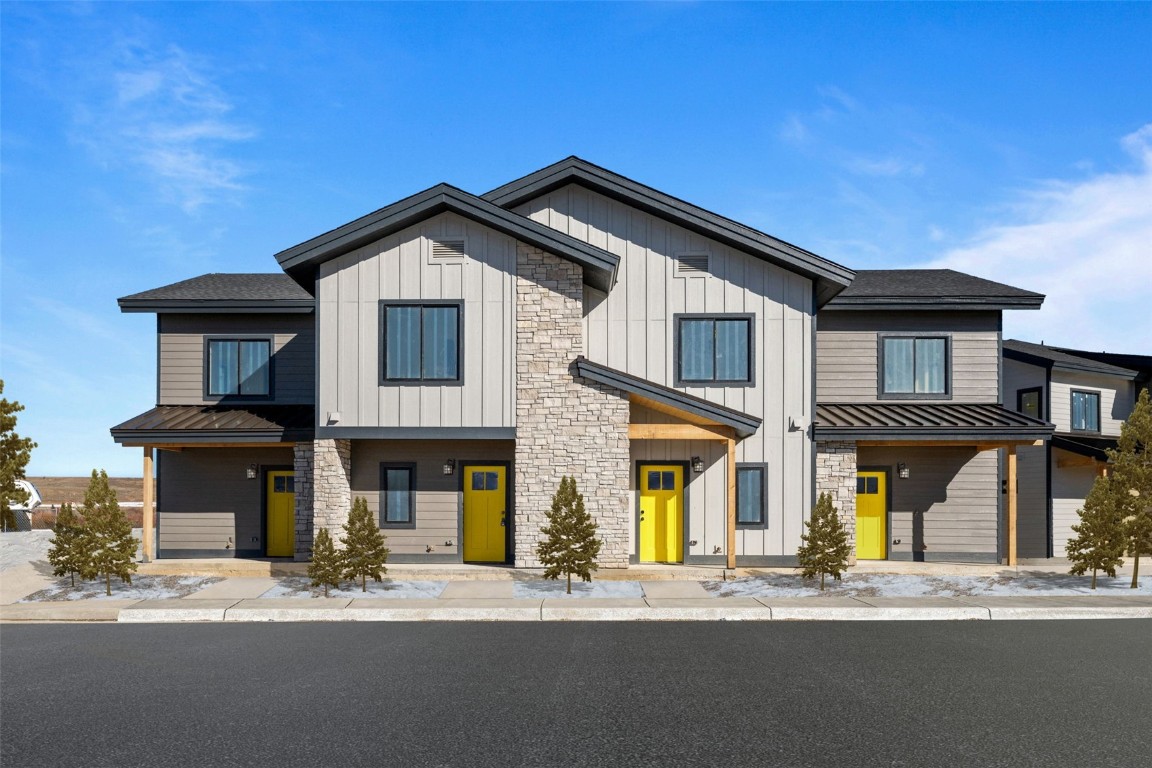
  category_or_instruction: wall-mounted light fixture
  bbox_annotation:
[443,459,456,476]
[246,464,258,480]
[691,456,705,473]
[898,462,910,479]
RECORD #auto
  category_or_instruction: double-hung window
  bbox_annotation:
[1071,390,1100,432]
[206,339,271,398]
[735,465,767,526]
[381,303,461,383]
[676,315,754,386]
[380,464,415,527]
[880,336,948,396]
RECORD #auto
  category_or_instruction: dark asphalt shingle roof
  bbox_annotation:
[1003,339,1139,378]
[120,273,313,303]
[815,402,1053,441]
[825,269,1044,309]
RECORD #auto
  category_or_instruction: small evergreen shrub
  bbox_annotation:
[796,492,852,591]
[537,476,601,594]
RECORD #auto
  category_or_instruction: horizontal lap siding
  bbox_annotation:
[158,446,294,553]
[817,311,1001,403]
[1015,444,1049,559]
[860,446,999,559]
[318,213,515,429]
[1049,371,1132,435]
[158,314,314,405]
[516,184,813,558]
[350,440,515,556]
[1051,452,1095,557]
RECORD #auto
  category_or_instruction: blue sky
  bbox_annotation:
[3,2,1150,477]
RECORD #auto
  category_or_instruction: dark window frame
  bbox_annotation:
[673,313,756,388]
[379,462,417,529]
[735,463,768,528]
[876,333,952,400]
[202,336,274,401]
[1016,386,1044,420]
[379,300,464,386]
[1070,389,1101,433]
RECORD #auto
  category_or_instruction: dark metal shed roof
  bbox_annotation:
[111,405,314,444]
[824,269,1044,311]
[119,274,315,313]
[573,357,762,438]
[815,402,1053,441]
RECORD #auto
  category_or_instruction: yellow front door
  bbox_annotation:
[463,465,506,562]
[639,465,684,563]
[856,471,887,560]
[266,471,295,557]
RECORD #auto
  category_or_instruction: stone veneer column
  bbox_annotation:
[514,244,631,568]
[816,440,858,565]
[293,438,351,561]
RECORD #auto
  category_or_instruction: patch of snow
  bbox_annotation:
[703,572,1152,598]
[260,577,447,599]
[512,579,644,598]
[19,575,223,602]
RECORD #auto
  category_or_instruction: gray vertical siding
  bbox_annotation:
[858,446,1000,562]
[349,439,515,558]
[817,311,1002,403]
[158,314,315,405]
[157,446,295,555]
[317,212,516,429]
[515,184,814,558]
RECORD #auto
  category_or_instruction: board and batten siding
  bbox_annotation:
[515,184,814,558]
[349,440,515,558]
[158,314,315,405]
[317,212,516,429]
[1048,370,1133,436]
[859,446,1000,561]
[817,311,1002,403]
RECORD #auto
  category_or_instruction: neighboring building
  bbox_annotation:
[814,271,1052,564]
[111,159,1053,568]
[1002,340,1146,559]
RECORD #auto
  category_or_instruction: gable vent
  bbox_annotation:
[431,239,466,260]
[675,253,710,276]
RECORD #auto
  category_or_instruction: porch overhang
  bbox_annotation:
[815,402,1054,447]
[1051,433,1117,463]
[110,405,315,447]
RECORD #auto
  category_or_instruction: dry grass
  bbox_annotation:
[26,476,144,504]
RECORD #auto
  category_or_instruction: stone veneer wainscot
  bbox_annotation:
[513,244,631,568]
[294,438,351,561]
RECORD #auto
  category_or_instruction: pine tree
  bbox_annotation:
[80,469,139,596]
[0,381,37,533]
[1108,387,1152,588]
[537,476,601,594]
[308,527,344,597]
[47,502,91,588]
[797,492,852,590]
[1066,473,1126,589]
[341,496,390,592]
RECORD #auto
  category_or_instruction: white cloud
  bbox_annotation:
[74,41,254,212]
[925,124,1152,352]
[845,156,925,178]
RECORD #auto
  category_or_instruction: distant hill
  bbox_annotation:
[25,477,144,505]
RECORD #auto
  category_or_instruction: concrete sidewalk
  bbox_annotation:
[2,574,1150,623]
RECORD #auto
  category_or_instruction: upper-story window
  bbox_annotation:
[880,336,949,397]
[1017,387,1043,420]
[381,302,462,384]
[1071,390,1100,432]
[675,314,754,386]
[206,339,271,398]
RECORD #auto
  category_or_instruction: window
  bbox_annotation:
[1017,387,1043,420]
[381,303,461,383]
[1071,390,1100,432]
[379,464,415,527]
[880,336,948,396]
[736,465,766,526]
[207,339,271,397]
[676,315,753,385]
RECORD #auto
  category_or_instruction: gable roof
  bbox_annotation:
[274,183,619,292]
[1003,339,1139,378]
[824,269,1044,311]
[118,274,314,313]
[482,156,855,307]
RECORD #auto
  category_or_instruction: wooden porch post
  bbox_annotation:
[142,447,154,563]
[1007,445,1017,567]
[726,437,736,570]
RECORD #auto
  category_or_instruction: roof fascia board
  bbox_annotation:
[274,184,619,292]
[483,160,854,303]
[828,298,1044,311]
[110,430,312,444]
[814,427,1053,441]
[1003,347,1137,379]
[119,301,314,314]
[573,357,761,438]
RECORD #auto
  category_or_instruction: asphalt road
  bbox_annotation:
[2,621,1149,768]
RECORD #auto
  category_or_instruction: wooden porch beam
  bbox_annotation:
[726,436,736,570]
[142,447,154,563]
[856,439,1044,451]
[629,423,735,442]
[1007,445,1017,567]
